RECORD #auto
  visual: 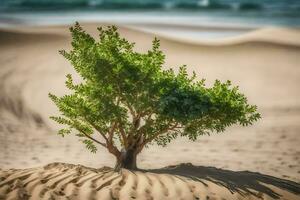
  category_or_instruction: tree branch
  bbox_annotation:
[144,122,179,145]
[82,118,121,157]
[114,82,136,118]
[69,118,107,148]
[80,115,109,143]
[78,129,107,148]
[89,122,109,141]
[127,112,142,143]
[105,122,121,157]
[108,122,117,141]
[136,112,154,134]
[118,123,128,148]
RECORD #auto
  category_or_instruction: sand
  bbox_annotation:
[0,163,299,200]
[0,23,300,199]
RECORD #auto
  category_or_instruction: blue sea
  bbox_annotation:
[0,0,299,27]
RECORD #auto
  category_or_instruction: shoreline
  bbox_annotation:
[1,10,300,29]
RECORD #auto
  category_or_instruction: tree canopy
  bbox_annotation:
[49,23,260,169]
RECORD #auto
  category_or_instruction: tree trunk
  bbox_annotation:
[114,148,138,171]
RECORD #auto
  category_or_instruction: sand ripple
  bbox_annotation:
[1,163,299,200]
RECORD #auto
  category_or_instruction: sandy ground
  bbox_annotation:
[0,163,299,200]
[0,23,300,199]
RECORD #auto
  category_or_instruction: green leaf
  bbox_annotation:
[82,139,97,153]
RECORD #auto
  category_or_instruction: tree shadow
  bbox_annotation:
[140,163,300,199]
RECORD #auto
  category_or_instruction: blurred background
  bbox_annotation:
[0,0,299,183]
[1,0,300,38]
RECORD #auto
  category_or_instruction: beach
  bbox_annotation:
[0,23,300,199]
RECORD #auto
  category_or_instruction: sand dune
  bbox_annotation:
[0,163,299,200]
[0,23,300,199]
[128,25,300,46]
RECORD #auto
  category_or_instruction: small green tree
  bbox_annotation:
[49,23,260,171]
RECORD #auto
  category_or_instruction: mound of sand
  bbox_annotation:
[0,163,299,200]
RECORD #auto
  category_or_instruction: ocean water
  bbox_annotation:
[0,0,299,28]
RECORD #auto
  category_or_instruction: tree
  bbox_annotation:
[49,23,261,171]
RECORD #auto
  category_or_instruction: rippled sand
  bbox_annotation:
[1,163,299,200]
